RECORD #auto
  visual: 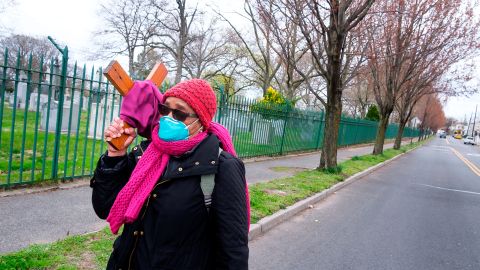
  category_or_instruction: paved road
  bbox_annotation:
[0,140,407,254]
[249,137,480,270]
[445,135,480,172]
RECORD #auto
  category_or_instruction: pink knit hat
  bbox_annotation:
[163,79,217,129]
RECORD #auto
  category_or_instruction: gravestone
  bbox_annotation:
[73,91,82,104]
[88,97,120,140]
[235,111,250,133]
[29,93,49,112]
[16,81,29,109]
[272,119,285,136]
[9,74,29,109]
[220,116,236,134]
[252,118,274,145]
[40,100,81,133]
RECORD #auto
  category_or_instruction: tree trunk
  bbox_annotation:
[373,114,390,155]
[128,48,135,76]
[393,121,407,149]
[318,28,344,170]
[262,79,268,96]
[175,49,184,84]
[318,83,342,169]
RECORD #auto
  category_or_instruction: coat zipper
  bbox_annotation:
[126,179,170,270]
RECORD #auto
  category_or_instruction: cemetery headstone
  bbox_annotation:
[252,118,274,145]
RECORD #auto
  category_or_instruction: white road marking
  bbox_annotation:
[418,184,480,196]
[467,153,480,157]
[432,149,450,152]
[431,146,450,149]
[449,147,480,176]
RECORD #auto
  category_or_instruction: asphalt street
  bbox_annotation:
[249,137,480,270]
[0,141,403,254]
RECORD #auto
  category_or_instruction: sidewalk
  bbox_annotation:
[0,140,409,254]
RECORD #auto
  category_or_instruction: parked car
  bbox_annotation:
[463,136,475,145]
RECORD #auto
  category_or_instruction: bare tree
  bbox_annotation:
[364,0,480,154]
[0,34,59,68]
[0,34,60,90]
[342,67,373,118]
[284,0,374,169]
[96,0,157,75]
[183,19,235,80]
[392,57,465,149]
[150,0,200,84]
[217,1,281,96]
[207,44,255,100]
[133,46,166,79]
[251,0,316,100]
[416,94,446,137]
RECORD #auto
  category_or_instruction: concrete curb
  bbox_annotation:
[248,145,420,241]
[0,178,90,198]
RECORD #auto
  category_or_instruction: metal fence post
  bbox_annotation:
[49,36,68,179]
[217,84,225,123]
[7,51,21,187]
[315,110,324,150]
[0,48,8,149]
[279,106,290,155]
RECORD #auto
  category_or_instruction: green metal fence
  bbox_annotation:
[216,93,419,159]
[0,48,419,187]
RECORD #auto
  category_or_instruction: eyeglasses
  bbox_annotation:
[159,104,197,122]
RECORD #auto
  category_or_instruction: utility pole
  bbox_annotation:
[472,105,478,137]
[468,113,473,137]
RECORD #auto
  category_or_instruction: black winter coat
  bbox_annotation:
[90,134,249,270]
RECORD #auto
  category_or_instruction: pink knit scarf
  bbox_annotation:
[107,122,250,234]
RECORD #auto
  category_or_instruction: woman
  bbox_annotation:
[91,79,249,270]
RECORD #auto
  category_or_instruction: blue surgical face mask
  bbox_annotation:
[158,116,199,141]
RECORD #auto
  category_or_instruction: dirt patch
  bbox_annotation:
[269,166,308,173]
[77,251,97,270]
[264,189,288,196]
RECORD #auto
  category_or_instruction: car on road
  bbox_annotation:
[463,136,476,145]
[439,133,446,138]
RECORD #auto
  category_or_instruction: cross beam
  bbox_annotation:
[103,60,168,150]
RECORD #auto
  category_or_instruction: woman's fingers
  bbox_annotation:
[113,117,123,126]
[111,120,123,133]
[124,135,135,147]
[124,127,135,136]
[105,118,136,154]
[109,126,122,138]
[123,128,136,147]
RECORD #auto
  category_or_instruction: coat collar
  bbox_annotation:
[163,134,220,180]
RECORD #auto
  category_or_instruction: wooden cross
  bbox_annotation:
[103,60,168,150]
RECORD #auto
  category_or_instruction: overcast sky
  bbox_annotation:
[1,0,479,120]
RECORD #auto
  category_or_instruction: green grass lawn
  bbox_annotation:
[0,105,106,187]
[0,139,427,269]
[0,228,116,270]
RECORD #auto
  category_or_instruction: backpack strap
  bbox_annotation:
[200,148,222,212]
